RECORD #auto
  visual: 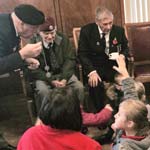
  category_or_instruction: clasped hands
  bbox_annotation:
[51,79,67,88]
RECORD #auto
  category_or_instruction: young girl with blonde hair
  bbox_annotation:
[112,99,150,149]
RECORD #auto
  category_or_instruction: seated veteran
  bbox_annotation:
[29,16,84,112]
[78,7,129,112]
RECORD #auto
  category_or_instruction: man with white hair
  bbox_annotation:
[78,7,129,112]
[0,4,45,75]
[0,4,45,150]
[29,16,84,112]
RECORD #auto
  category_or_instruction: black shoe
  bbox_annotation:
[93,134,112,145]
[97,124,108,130]
[93,128,114,145]
[81,126,88,134]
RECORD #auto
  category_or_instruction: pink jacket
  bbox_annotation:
[81,107,112,126]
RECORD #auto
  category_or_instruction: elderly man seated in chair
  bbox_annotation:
[29,16,84,112]
[78,7,129,112]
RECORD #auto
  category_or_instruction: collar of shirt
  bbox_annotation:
[42,41,54,49]
[43,41,49,49]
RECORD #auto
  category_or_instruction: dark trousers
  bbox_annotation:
[89,64,117,113]
[89,82,106,113]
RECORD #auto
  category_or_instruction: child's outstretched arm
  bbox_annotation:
[113,55,139,100]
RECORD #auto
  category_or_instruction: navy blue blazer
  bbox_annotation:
[78,23,129,77]
[0,14,24,75]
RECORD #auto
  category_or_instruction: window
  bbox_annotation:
[124,0,150,23]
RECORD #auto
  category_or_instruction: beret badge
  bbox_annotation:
[49,25,54,31]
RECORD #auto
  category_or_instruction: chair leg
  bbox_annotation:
[27,99,35,124]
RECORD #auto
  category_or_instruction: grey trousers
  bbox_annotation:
[35,74,84,112]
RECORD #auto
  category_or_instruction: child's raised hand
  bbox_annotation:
[113,55,129,79]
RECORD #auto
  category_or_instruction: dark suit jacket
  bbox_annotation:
[78,23,129,81]
[0,14,24,75]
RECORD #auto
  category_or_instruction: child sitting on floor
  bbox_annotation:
[112,99,150,149]
[134,81,150,121]
[17,87,102,150]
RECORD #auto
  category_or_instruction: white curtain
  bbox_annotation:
[124,0,150,23]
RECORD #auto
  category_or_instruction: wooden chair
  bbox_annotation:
[124,22,150,83]
[0,38,35,124]
[20,38,36,124]
[72,27,84,82]
[0,70,35,123]
[73,27,81,51]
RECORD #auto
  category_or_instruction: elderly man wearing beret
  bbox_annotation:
[0,4,45,75]
[0,4,45,150]
[29,16,84,112]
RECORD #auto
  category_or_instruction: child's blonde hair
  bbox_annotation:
[120,99,150,136]
[114,73,146,101]
[134,81,146,102]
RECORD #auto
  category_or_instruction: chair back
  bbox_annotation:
[125,22,150,63]
[73,27,81,52]
[72,27,84,82]
[125,22,150,83]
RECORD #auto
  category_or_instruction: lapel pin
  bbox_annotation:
[96,41,100,45]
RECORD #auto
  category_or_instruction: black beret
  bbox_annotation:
[14,4,45,25]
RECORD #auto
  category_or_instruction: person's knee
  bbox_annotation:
[38,88,49,97]
[76,82,84,91]
[35,80,50,97]
[34,88,50,113]
[74,82,85,103]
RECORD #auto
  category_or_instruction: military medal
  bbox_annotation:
[44,65,50,71]
[44,65,51,78]
[46,72,51,78]
[42,47,51,78]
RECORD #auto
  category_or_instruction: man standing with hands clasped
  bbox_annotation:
[0,4,45,150]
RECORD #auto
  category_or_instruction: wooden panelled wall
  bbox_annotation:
[0,0,124,37]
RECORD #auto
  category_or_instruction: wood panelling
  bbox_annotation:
[0,0,56,17]
[0,0,124,37]
[0,0,56,27]
[58,0,123,36]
